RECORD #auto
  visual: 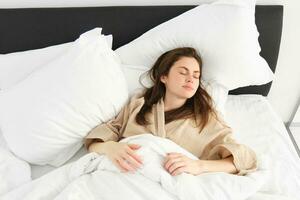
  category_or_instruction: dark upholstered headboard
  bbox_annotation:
[0,5,283,96]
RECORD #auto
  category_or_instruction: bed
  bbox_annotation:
[1,3,300,200]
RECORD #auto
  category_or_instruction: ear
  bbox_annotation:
[160,75,167,84]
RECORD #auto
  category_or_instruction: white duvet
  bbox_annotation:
[1,95,300,200]
[1,134,270,200]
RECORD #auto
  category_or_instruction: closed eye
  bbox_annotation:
[180,72,199,79]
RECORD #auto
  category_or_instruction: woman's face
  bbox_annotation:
[160,56,200,99]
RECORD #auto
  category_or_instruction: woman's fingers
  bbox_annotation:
[128,143,141,150]
[113,159,127,172]
[164,156,182,170]
[111,143,143,172]
[172,167,185,176]
[164,153,188,175]
[123,153,142,169]
[168,161,186,174]
[104,142,144,173]
[126,148,143,165]
[117,157,135,172]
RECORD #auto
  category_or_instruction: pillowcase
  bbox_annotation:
[121,64,228,117]
[0,129,31,195]
[115,0,274,90]
[0,34,113,91]
[201,80,228,118]
[0,28,128,167]
[121,64,152,96]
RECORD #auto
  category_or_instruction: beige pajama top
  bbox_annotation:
[85,92,257,175]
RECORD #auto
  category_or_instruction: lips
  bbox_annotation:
[183,85,194,90]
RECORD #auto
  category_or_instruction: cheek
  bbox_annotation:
[172,74,185,82]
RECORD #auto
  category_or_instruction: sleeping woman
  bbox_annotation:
[84,47,257,176]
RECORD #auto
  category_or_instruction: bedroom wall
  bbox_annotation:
[0,0,299,124]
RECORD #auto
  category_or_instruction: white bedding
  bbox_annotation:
[0,131,31,196]
[30,146,88,179]
[0,94,300,199]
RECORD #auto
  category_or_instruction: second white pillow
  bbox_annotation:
[0,28,128,167]
[116,0,274,90]
[0,33,113,91]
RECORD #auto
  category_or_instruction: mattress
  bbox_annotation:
[1,94,300,199]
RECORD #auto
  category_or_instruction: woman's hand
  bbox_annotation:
[90,141,143,173]
[163,152,205,176]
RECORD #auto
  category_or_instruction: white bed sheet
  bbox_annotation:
[30,146,88,179]
[0,129,88,180]
[225,95,300,199]
[1,94,300,199]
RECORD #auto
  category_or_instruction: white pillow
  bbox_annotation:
[0,129,31,196]
[0,28,128,167]
[0,34,113,90]
[201,80,228,118]
[121,64,228,117]
[115,0,274,90]
[121,64,152,96]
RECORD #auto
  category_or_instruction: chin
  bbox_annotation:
[182,90,196,98]
[186,94,195,99]
[179,92,194,99]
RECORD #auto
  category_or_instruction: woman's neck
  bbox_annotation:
[163,92,187,112]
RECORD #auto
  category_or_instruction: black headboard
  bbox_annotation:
[0,5,283,96]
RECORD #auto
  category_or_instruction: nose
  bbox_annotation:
[185,74,194,83]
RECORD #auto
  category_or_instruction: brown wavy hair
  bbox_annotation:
[135,47,218,132]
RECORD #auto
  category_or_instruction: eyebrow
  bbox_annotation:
[178,66,200,73]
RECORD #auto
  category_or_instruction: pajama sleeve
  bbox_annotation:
[84,100,131,150]
[202,114,258,176]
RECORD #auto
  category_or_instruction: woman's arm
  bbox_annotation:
[84,98,132,150]
[199,156,237,174]
[84,93,144,150]
[164,152,237,176]
[88,140,107,154]
[201,114,258,176]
